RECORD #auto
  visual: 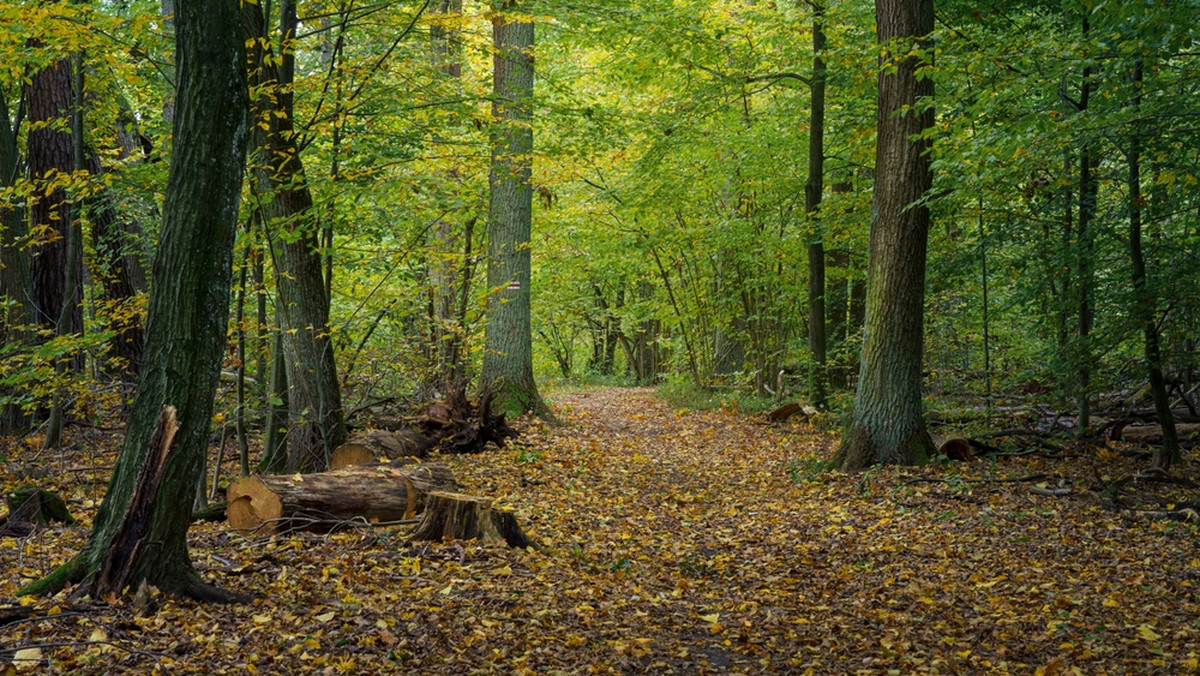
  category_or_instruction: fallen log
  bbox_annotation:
[329,429,435,469]
[332,388,517,468]
[1120,423,1200,446]
[227,463,459,534]
[407,491,535,549]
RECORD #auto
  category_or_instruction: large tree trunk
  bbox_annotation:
[25,55,83,350]
[833,0,936,470]
[805,1,828,409]
[480,2,547,417]
[227,463,460,534]
[243,2,347,472]
[20,0,249,601]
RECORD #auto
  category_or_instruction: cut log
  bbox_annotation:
[226,463,459,534]
[408,491,535,548]
[767,402,818,423]
[933,435,973,461]
[1121,423,1200,446]
[330,429,435,469]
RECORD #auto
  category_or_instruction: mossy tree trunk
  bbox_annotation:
[20,0,249,601]
[243,1,347,472]
[833,0,936,471]
[480,2,548,417]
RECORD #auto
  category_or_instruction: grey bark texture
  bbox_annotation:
[243,1,347,472]
[480,3,547,417]
[833,0,936,470]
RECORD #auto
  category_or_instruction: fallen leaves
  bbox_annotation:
[3,388,1200,673]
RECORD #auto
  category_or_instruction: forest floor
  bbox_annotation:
[3,387,1200,674]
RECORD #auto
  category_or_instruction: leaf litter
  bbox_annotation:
[3,387,1200,674]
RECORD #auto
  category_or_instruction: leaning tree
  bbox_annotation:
[832,0,937,470]
[21,0,249,601]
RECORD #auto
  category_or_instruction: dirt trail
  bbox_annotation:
[5,387,1199,674]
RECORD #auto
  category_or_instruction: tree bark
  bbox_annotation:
[25,54,84,351]
[0,93,34,435]
[1125,60,1179,471]
[243,1,347,472]
[330,429,435,469]
[227,463,460,534]
[833,0,936,470]
[20,0,249,602]
[480,2,547,417]
[805,1,828,409]
[408,491,535,548]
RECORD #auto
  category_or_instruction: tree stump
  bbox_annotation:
[933,436,974,461]
[408,491,535,548]
[226,463,459,534]
[329,429,435,469]
[5,487,75,526]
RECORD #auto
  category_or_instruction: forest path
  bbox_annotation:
[6,387,1199,674]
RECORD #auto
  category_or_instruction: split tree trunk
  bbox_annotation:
[20,0,249,602]
[227,463,459,534]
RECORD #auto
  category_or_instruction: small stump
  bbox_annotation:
[408,491,535,549]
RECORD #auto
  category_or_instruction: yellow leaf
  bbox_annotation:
[253,613,272,624]
[699,613,720,624]
[1137,624,1161,641]
[291,473,304,482]
[494,565,512,577]
[315,611,336,622]
[12,647,41,671]
[1102,597,1118,607]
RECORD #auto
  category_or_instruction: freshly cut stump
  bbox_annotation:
[329,429,435,469]
[408,491,535,548]
[227,463,458,534]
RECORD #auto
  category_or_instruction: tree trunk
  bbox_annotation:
[480,2,547,417]
[88,147,148,380]
[833,0,936,470]
[330,430,435,469]
[20,0,249,602]
[805,1,828,409]
[227,463,460,534]
[1074,16,1097,436]
[243,2,347,472]
[1125,59,1179,470]
[25,54,84,352]
[0,93,34,435]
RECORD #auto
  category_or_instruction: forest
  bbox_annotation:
[2,0,1200,672]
